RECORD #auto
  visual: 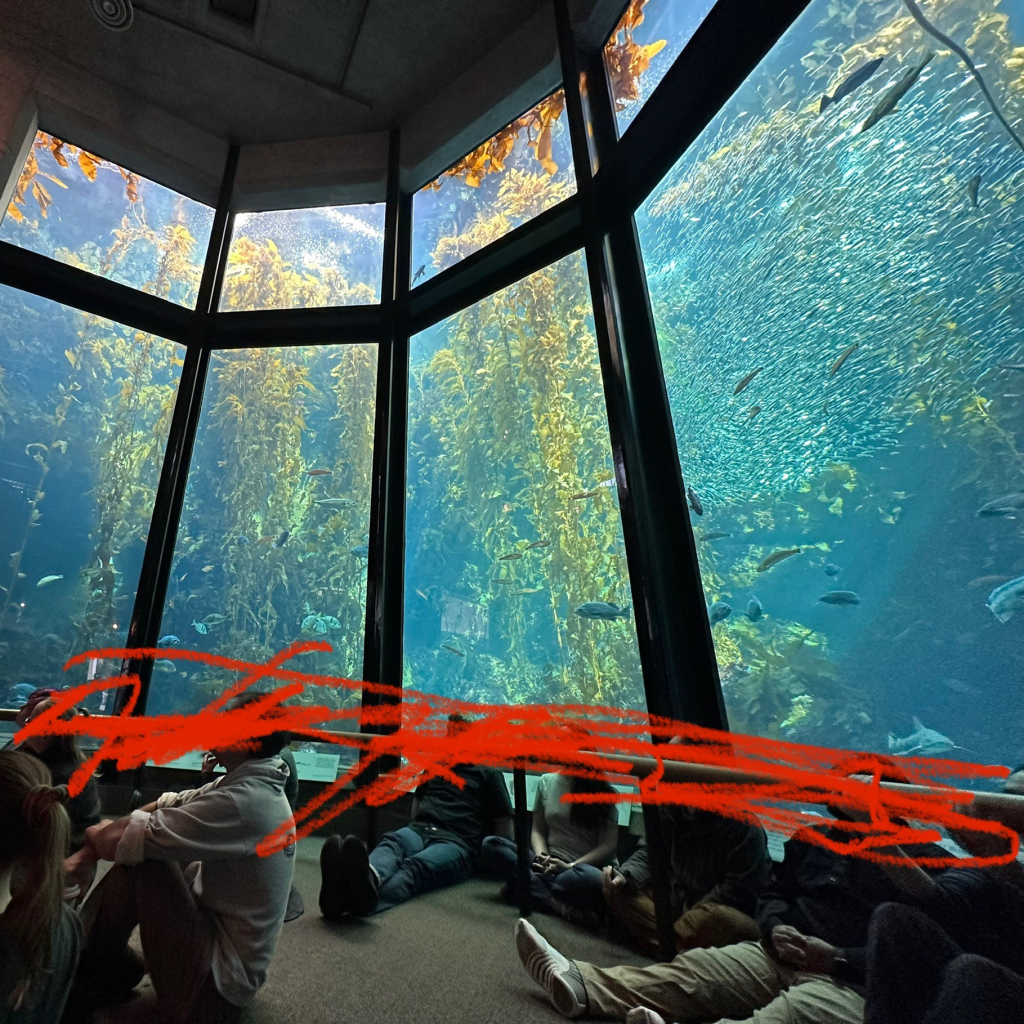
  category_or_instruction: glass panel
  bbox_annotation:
[406,251,645,709]
[411,90,576,286]
[147,343,377,771]
[1,131,214,309]
[636,0,1024,766]
[605,0,717,135]
[0,284,183,709]
[220,205,385,311]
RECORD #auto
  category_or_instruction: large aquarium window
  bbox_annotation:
[1,131,214,309]
[635,0,1024,767]
[0,283,183,711]
[147,343,378,743]
[603,0,717,135]
[405,252,645,710]
[219,205,386,312]
[410,90,577,286]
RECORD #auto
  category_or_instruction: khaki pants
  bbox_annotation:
[576,939,865,1024]
[606,888,762,957]
[79,861,239,1023]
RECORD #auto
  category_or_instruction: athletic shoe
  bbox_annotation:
[515,917,588,1018]
[319,835,352,921]
[339,834,379,916]
[626,1009,666,1024]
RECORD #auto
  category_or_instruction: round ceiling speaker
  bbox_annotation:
[89,0,134,31]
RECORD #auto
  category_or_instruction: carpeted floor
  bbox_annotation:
[241,838,653,1024]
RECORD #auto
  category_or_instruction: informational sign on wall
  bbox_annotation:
[501,772,636,826]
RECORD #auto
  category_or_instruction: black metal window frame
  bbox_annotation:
[0,0,810,732]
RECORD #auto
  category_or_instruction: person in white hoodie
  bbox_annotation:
[61,697,296,1024]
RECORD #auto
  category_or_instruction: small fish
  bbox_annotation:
[440,636,466,657]
[701,531,731,541]
[153,659,177,673]
[987,574,1024,623]
[499,552,523,561]
[236,535,250,546]
[350,545,369,558]
[888,716,957,757]
[746,596,763,621]
[315,498,358,509]
[413,264,426,283]
[818,56,884,113]
[708,601,732,625]
[687,485,704,516]
[967,173,982,209]
[257,536,275,544]
[997,363,1024,372]
[157,634,181,646]
[733,368,763,395]
[828,342,859,377]
[415,588,429,600]
[204,613,228,625]
[576,601,630,620]
[861,51,934,133]
[512,587,543,595]
[570,490,601,501]
[757,548,802,572]
[201,565,215,573]
[306,469,333,476]
[977,493,1024,517]
[824,563,842,577]
[967,574,1013,590]
[525,540,550,550]
[747,405,762,421]
[191,620,209,634]
[36,574,63,587]
[819,590,861,606]
[276,531,290,547]
[491,578,515,585]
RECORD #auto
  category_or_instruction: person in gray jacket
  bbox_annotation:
[61,701,295,1024]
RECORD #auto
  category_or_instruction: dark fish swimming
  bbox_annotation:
[733,367,763,395]
[709,601,732,625]
[158,634,181,646]
[967,174,982,209]
[828,341,859,377]
[350,545,369,558]
[687,485,704,516]
[861,51,934,133]
[977,493,1024,517]
[413,264,426,283]
[746,596,763,621]
[757,547,801,572]
[824,563,841,577]
[747,405,762,421]
[576,601,630,620]
[819,590,861,605]
[818,57,885,114]
[236,535,250,546]
[702,531,731,541]
[440,636,466,657]
[276,531,290,547]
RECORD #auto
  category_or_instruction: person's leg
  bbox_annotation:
[865,903,962,1024]
[672,902,762,951]
[548,864,607,926]
[604,887,661,957]
[925,954,1024,1024]
[478,835,519,883]
[368,826,424,888]
[77,862,216,1023]
[375,837,472,912]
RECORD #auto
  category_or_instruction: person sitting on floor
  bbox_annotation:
[514,758,948,1024]
[479,767,619,927]
[319,713,514,920]
[0,749,81,1024]
[61,695,295,1024]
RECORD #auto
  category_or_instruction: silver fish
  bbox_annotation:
[861,52,934,133]
[977,494,1024,517]
[987,574,1024,623]
[887,716,957,757]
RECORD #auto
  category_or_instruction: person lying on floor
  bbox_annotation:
[61,696,295,1024]
[479,766,618,927]
[319,713,513,920]
[0,750,81,1024]
[515,758,949,1024]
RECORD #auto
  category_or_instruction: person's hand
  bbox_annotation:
[601,865,627,898]
[64,845,99,903]
[771,925,836,973]
[202,752,220,774]
[541,856,572,875]
[84,819,121,862]
[532,852,550,870]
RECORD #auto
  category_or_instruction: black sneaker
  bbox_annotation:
[339,834,379,916]
[319,835,352,921]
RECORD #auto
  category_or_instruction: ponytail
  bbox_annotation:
[0,751,71,1010]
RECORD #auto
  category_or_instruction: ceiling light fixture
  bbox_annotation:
[88,0,134,31]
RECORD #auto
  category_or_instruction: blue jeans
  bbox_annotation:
[368,826,472,913]
[478,835,606,917]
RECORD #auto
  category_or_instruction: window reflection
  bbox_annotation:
[405,252,644,710]
[636,0,1024,765]
[1,131,214,309]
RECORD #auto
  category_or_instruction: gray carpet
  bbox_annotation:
[242,838,653,1024]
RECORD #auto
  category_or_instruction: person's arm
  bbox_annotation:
[492,815,514,840]
[531,796,549,858]
[692,823,770,910]
[755,833,807,938]
[873,845,937,899]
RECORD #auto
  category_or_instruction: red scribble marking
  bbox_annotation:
[16,643,1016,866]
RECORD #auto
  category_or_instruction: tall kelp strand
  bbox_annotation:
[636,0,1024,764]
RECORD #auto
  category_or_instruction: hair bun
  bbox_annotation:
[22,784,68,828]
